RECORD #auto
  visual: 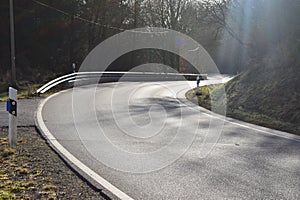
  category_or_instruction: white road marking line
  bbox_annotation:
[36,91,134,200]
[176,86,300,143]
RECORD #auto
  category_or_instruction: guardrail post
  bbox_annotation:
[7,87,17,147]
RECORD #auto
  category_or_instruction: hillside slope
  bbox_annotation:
[187,41,300,134]
[226,41,299,125]
[226,41,299,133]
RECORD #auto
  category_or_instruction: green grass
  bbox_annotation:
[186,83,227,112]
[186,84,300,135]
[0,83,41,102]
[0,81,60,102]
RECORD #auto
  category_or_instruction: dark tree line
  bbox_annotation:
[0,0,299,85]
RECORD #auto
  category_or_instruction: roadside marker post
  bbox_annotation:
[7,87,17,147]
[72,63,76,73]
[196,75,201,95]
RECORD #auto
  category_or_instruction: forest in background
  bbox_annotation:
[0,0,299,87]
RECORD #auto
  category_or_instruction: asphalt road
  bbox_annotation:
[40,76,300,199]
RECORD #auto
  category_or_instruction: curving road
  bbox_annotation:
[37,76,300,200]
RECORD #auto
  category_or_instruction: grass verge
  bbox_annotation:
[186,84,299,135]
[0,83,41,102]
[0,82,64,102]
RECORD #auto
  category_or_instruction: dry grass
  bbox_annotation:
[0,127,105,199]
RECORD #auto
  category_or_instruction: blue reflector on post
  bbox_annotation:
[6,100,10,112]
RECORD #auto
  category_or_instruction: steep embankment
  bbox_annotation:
[187,41,300,134]
[225,64,299,133]
[227,41,299,132]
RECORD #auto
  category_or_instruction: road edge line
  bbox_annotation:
[177,86,300,142]
[35,91,134,200]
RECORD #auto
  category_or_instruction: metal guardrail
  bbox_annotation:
[36,71,207,94]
